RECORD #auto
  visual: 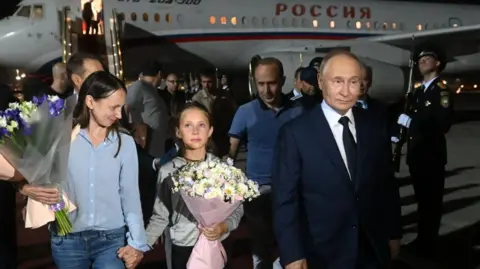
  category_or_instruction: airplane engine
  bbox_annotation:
[249,52,405,104]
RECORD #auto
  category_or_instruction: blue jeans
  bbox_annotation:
[51,226,127,269]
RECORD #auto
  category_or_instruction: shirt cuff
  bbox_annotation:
[126,232,150,252]
[152,159,158,171]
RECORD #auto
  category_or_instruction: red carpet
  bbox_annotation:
[16,194,254,269]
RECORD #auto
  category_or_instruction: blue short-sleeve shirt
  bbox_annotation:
[229,97,302,185]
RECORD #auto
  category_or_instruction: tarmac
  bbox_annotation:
[15,93,480,269]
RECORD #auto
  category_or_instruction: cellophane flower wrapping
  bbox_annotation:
[0,95,77,234]
[172,159,260,269]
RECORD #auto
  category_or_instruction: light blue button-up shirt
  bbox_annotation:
[66,129,148,251]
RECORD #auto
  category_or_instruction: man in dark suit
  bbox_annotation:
[272,50,402,269]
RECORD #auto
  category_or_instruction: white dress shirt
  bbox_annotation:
[321,101,357,179]
[422,76,438,92]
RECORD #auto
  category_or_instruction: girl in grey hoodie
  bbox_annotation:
[145,102,244,269]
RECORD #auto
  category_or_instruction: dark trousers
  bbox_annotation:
[0,182,17,269]
[244,192,276,269]
[356,228,380,269]
[409,162,445,247]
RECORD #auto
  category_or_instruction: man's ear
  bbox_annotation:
[72,74,82,90]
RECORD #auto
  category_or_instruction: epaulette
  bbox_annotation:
[437,81,447,89]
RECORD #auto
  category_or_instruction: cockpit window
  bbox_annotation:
[32,5,43,19]
[16,5,31,18]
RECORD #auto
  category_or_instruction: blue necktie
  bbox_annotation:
[339,116,356,180]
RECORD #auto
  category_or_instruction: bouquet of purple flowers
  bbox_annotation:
[0,94,76,235]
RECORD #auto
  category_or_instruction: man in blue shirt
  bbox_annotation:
[227,57,299,269]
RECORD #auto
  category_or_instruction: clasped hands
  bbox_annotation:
[201,222,229,241]
[117,245,144,269]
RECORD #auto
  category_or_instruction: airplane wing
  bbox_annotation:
[363,24,480,61]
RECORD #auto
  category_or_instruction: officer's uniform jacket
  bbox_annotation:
[406,77,453,165]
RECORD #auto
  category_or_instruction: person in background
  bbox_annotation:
[126,61,169,158]
[66,52,104,98]
[392,48,453,256]
[356,64,383,112]
[286,67,304,100]
[291,67,322,110]
[309,57,322,72]
[51,71,147,269]
[82,0,94,35]
[0,84,19,269]
[145,102,243,269]
[45,63,69,99]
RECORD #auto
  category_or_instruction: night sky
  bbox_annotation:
[1,0,480,18]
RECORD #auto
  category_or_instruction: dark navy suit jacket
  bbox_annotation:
[272,104,402,268]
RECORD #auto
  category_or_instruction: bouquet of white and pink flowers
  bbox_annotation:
[0,94,76,235]
[171,159,260,269]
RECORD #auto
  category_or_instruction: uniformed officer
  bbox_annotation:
[393,48,453,255]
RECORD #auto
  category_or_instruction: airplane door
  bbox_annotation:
[248,55,261,98]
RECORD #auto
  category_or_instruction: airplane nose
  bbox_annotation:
[0,25,29,68]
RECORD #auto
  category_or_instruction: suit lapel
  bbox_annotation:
[311,106,352,186]
[353,107,369,192]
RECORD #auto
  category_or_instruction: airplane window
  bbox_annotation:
[177,14,184,24]
[154,13,160,22]
[143,13,148,22]
[16,5,31,18]
[209,16,216,24]
[346,20,352,28]
[231,17,237,25]
[365,21,371,29]
[119,13,125,20]
[392,22,397,30]
[262,17,268,26]
[299,18,306,27]
[32,5,43,19]
[312,20,318,28]
[382,22,388,30]
[242,16,247,25]
[292,18,299,27]
[449,17,461,27]
[374,21,380,29]
[272,17,279,27]
[282,18,289,26]
[166,14,172,23]
[329,20,335,28]
[221,16,227,25]
[252,17,259,26]
[355,21,361,29]
[416,24,422,31]
[131,13,137,21]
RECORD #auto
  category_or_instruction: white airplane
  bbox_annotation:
[1,0,480,100]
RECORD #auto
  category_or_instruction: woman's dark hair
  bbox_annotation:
[0,84,17,110]
[73,71,126,157]
[175,101,216,156]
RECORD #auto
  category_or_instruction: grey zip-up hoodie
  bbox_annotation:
[145,153,244,247]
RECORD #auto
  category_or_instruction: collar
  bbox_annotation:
[77,128,119,145]
[293,88,302,97]
[257,94,291,111]
[321,100,355,128]
[422,76,438,91]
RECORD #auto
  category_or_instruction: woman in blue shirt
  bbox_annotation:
[52,71,148,269]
